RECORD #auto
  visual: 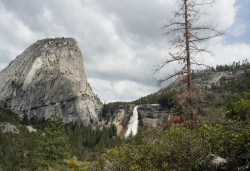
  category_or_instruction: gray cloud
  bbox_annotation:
[0,0,248,101]
[93,0,175,44]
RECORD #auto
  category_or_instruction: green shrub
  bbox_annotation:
[226,99,250,122]
[92,121,250,171]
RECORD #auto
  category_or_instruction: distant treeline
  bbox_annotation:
[204,59,250,72]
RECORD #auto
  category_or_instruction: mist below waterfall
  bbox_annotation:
[125,106,139,138]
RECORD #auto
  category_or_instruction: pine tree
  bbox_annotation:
[42,112,71,162]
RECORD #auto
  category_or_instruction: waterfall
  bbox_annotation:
[125,106,139,138]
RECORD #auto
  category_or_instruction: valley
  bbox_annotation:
[0,38,249,170]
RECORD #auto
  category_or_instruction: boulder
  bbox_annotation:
[0,122,19,133]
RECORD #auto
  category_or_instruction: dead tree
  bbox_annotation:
[155,0,223,119]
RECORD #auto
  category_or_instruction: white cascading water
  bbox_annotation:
[125,106,139,138]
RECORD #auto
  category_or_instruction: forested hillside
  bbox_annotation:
[0,108,121,170]
[0,61,250,170]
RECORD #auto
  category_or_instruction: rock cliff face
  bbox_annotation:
[137,105,168,127]
[0,38,102,125]
[108,104,169,137]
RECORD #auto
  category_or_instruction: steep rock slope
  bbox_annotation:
[0,38,102,125]
[107,104,169,137]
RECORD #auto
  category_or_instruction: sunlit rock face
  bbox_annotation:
[0,38,102,125]
[108,104,169,138]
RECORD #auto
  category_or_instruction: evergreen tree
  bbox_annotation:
[42,112,71,162]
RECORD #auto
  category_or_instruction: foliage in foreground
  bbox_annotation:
[92,121,250,171]
[0,108,121,170]
[226,99,250,122]
[0,114,71,170]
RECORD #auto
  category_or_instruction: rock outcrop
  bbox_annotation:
[0,122,19,133]
[108,104,169,137]
[0,38,102,125]
[26,126,37,133]
[107,105,133,137]
[137,104,168,127]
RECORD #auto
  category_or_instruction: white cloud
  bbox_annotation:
[38,5,67,35]
[211,43,250,65]
[205,0,237,30]
[0,4,42,69]
[88,78,157,102]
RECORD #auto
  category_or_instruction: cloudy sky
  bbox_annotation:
[0,0,249,102]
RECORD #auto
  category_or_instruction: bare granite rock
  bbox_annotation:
[107,104,169,137]
[0,122,19,133]
[0,38,102,125]
[26,126,37,133]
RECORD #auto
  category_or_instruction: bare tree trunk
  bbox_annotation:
[184,0,191,94]
[184,0,193,120]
